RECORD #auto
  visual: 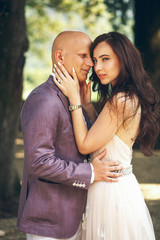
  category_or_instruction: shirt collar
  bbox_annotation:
[50,72,55,77]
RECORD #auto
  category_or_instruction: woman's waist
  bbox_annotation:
[113,164,133,176]
[90,155,132,168]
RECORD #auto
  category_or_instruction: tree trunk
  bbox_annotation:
[0,0,28,208]
[134,0,160,148]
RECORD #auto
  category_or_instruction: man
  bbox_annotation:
[17,31,123,240]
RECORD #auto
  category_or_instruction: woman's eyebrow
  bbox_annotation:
[93,54,110,59]
[99,54,110,58]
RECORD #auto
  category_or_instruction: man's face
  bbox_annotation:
[63,37,93,83]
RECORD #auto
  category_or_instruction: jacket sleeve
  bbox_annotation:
[21,92,92,190]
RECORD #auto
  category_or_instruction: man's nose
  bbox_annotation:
[86,57,94,67]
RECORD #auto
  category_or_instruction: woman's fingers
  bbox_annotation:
[53,67,61,82]
[54,62,79,86]
[57,62,72,79]
[54,64,66,82]
[53,63,80,102]
[53,75,64,90]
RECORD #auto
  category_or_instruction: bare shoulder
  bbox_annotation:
[113,92,140,111]
[103,92,141,122]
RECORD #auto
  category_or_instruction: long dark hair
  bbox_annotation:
[90,32,159,156]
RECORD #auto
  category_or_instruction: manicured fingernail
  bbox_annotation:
[58,62,61,66]
[54,64,57,68]
[72,67,75,73]
[53,68,55,72]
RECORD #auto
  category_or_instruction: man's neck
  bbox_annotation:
[79,81,86,88]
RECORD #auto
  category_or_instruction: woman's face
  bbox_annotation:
[93,41,121,86]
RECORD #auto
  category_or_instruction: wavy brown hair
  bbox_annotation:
[90,32,159,156]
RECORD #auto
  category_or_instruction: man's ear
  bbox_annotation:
[55,50,64,64]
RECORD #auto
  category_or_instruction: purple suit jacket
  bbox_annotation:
[17,76,92,238]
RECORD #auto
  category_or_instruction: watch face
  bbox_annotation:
[69,105,82,111]
[69,106,73,111]
[69,106,76,111]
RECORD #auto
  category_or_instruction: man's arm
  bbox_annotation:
[22,91,122,189]
[21,92,92,190]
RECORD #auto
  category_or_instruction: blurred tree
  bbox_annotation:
[134,0,160,147]
[104,0,134,32]
[23,0,114,99]
[134,0,160,91]
[24,0,134,99]
[25,0,133,61]
[0,0,28,208]
[102,0,160,93]
[25,0,113,59]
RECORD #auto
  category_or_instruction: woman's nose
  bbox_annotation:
[94,61,102,72]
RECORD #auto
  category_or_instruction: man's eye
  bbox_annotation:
[80,54,86,58]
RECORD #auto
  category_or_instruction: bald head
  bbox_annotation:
[51,31,93,83]
[52,31,91,64]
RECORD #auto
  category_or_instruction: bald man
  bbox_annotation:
[17,31,122,240]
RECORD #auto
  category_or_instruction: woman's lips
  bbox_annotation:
[98,74,107,79]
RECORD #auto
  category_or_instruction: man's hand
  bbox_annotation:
[91,149,123,182]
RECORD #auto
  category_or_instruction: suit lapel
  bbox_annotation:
[82,109,92,129]
[48,75,92,127]
[48,75,71,121]
[57,91,71,121]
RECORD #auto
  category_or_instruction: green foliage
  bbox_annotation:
[23,0,134,100]
[104,0,134,28]
[23,67,50,99]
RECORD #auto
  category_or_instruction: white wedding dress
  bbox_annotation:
[82,134,155,240]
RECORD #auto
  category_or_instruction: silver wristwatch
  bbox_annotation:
[69,104,82,111]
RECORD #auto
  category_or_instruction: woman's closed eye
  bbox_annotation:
[79,54,87,58]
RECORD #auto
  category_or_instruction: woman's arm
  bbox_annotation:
[53,63,125,154]
[70,97,125,154]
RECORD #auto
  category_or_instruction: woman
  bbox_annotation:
[53,32,159,239]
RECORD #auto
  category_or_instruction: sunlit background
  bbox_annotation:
[23,0,134,100]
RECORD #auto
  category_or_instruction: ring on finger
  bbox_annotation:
[57,78,61,84]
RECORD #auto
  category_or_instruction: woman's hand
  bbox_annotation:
[53,62,81,105]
